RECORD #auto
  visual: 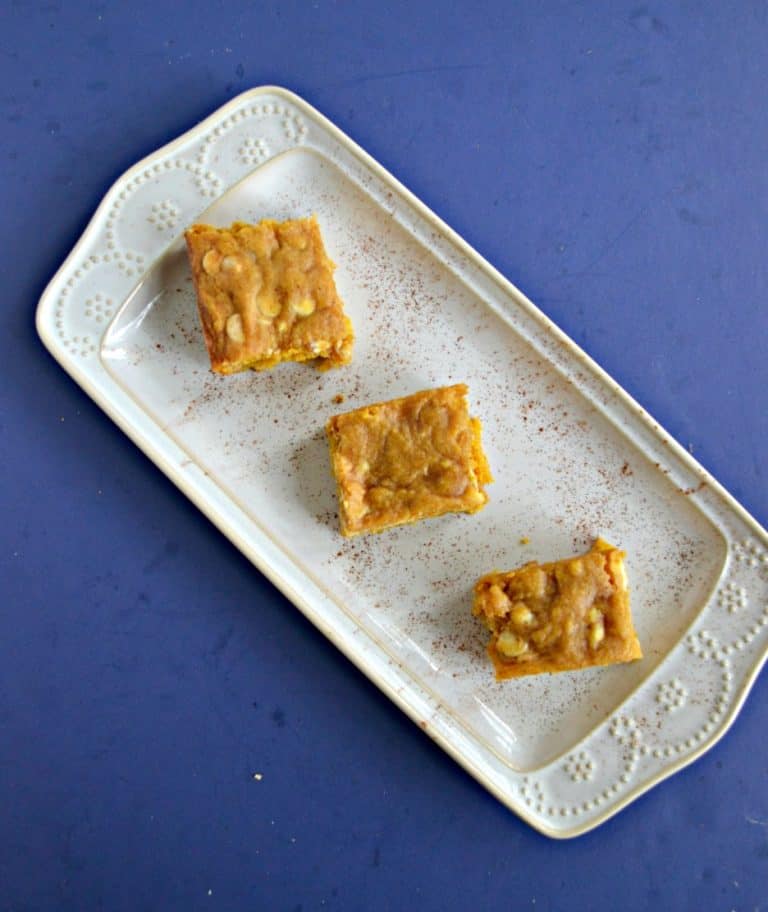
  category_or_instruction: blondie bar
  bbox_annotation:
[185,216,354,373]
[473,540,642,679]
[326,384,492,536]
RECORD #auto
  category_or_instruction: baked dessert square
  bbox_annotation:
[185,216,354,373]
[326,384,492,536]
[473,539,642,679]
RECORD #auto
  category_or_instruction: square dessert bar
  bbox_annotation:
[473,539,642,679]
[185,216,354,373]
[326,384,493,536]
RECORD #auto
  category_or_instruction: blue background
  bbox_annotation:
[3,2,768,909]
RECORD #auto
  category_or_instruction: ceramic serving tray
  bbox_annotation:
[36,87,768,838]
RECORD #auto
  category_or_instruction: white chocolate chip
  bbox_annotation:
[220,255,244,273]
[258,296,281,318]
[587,607,603,625]
[292,295,316,317]
[225,313,245,343]
[588,619,605,650]
[511,604,534,626]
[496,630,528,658]
[528,567,547,599]
[487,585,511,615]
[202,249,221,274]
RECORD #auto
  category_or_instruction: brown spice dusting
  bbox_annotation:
[114,173,723,768]
[681,480,707,496]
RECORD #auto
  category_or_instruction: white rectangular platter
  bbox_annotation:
[37,87,768,837]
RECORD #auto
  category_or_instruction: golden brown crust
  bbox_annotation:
[185,216,354,373]
[326,384,492,536]
[473,540,642,679]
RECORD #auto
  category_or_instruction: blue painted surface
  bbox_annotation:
[2,2,767,909]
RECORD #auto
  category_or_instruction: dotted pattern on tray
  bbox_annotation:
[563,751,595,783]
[239,137,270,166]
[148,200,181,233]
[50,99,307,361]
[520,539,767,822]
[655,678,688,713]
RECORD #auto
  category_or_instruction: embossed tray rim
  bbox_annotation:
[36,86,768,838]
